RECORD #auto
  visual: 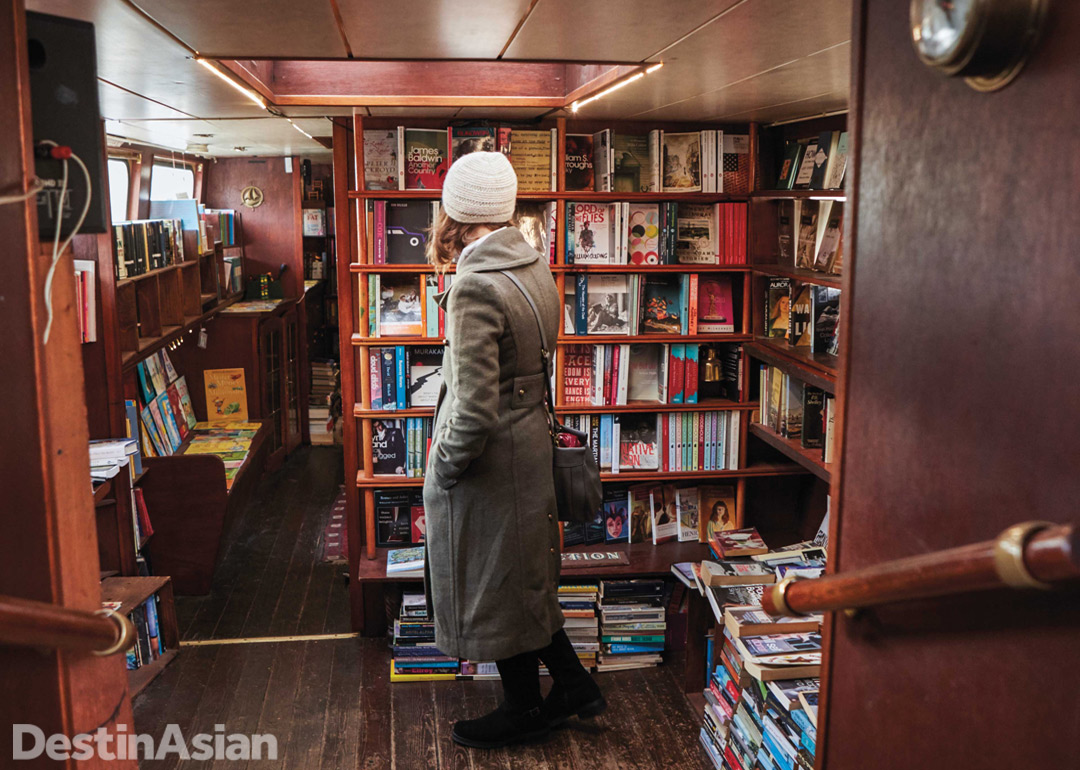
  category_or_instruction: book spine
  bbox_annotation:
[395,346,407,410]
[698,410,706,471]
[369,348,383,410]
[684,344,699,404]
[688,274,699,335]
[670,344,684,404]
[575,274,588,335]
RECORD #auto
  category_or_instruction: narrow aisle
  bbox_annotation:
[132,446,708,769]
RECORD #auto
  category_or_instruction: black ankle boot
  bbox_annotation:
[452,703,551,749]
[541,677,607,727]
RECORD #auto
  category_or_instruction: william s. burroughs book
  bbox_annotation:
[565,134,595,191]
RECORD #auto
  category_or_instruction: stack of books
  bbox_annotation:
[308,358,340,446]
[596,579,666,671]
[102,596,166,672]
[558,584,600,670]
[390,592,460,682]
[182,421,261,490]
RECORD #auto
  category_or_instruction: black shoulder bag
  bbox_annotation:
[500,271,603,523]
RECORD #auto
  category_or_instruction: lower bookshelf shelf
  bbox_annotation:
[357,540,712,580]
[129,649,179,696]
[100,575,180,696]
[748,422,831,483]
[355,462,807,488]
[744,338,837,395]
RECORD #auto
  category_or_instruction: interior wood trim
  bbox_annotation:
[327,0,355,58]
[216,60,276,103]
[497,0,543,60]
[99,77,203,120]
[274,95,567,107]
[564,64,642,105]
[121,0,199,55]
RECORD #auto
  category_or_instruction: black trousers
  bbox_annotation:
[495,629,588,712]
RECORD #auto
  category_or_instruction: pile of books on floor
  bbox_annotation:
[688,523,828,769]
[390,592,460,682]
[102,595,167,672]
[559,584,600,670]
[182,421,261,490]
[309,358,341,446]
[596,579,667,671]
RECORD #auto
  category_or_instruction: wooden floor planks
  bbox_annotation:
[133,447,710,769]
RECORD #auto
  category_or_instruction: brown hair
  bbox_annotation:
[426,208,513,272]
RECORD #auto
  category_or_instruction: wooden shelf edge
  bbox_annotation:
[355,463,806,488]
[352,401,759,418]
[129,649,179,697]
[349,263,751,274]
[744,339,837,394]
[748,423,831,483]
[348,190,750,203]
[116,263,182,287]
[750,190,846,200]
[749,265,842,289]
[100,575,171,616]
[120,295,243,372]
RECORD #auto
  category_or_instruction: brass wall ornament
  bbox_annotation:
[240,185,264,209]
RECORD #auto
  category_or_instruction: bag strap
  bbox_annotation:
[499,271,558,437]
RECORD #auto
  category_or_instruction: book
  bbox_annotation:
[675,203,718,264]
[777,200,798,262]
[568,202,613,263]
[810,287,841,355]
[789,285,813,347]
[376,274,424,336]
[372,418,407,475]
[766,278,791,339]
[203,368,248,423]
[612,133,653,192]
[516,201,556,260]
[509,129,554,192]
[651,484,679,545]
[627,484,658,544]
[795,200,820,269]
[699,485,737,543]
[813,202,843,272]
[408,347,444,407]
[562,344,594,405]
[793,139,819,188]
[801,387,826,450]
[618,413,659,471]
[586,275,630,334]
[410,492,427,543]
[697,276,735,333]
[386,546,425,576]
[401,128,448,190]
[385,201,433,264]
[662,132,702,192]
[700,560,776,587]
[364,130,399,190]
[675,486,700,542]
[627,203,661,265]
[375,489,414,545]
[626,344,663,402]
[783,377,804,440]
[449,126,496,164]
[711,527,768,558]
[724,606,822,638]
[593,129,612,192]
[721,134,751,193]
[808,132,837,190]
[564,134,595,191]
[603,485,630,543]
[825,131,849,190]
[641,275,683,334]
[776,141,805,189]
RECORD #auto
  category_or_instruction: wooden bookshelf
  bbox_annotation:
[748,423,831,483]
[333,112,827,637]
[100,575,180,696]
[744,338,838,395]
[749,265,842,289]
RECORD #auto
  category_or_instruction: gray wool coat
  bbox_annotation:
[422,226,564,662]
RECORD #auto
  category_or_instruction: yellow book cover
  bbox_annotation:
[204,368,249,423]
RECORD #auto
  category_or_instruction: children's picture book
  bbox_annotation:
[662,132,702,192]
[364,129,399,190]
[203,368,248,423]
[696,276,735,333]
[174,376,198,430]
[564,134,595,191]
[586,275,629,334]
[408,347,444,407]
[698,485,737,543]
[627,203,660,265]
[641,275,683,334]
[371,418,407,475]
[377,274,424,336]
[402,128,448,190]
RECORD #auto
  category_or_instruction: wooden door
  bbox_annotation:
[282,307,303,454]
[1,3,135,766]
[823,3,1080,768]
[258,314,287,469]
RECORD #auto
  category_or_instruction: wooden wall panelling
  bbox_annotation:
[821,3,1080,769]
[0,1,135,761]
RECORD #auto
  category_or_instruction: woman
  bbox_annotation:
[422,152,604,749]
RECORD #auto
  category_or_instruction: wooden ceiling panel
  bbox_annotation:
[563,0,850,121]
[98,80,196,120]
[336,0,535,59]
[127,0,348,58]
[504,0,742,62]
[365,107,461,117]
[279,106,355,117]
[626,43,850,122]
[453,106,551,120]
[27,0,269,119]
[716,90,848,123]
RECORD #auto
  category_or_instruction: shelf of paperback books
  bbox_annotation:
[749,265,841,290]
[353,401,760,419]
[100,575,179,696]
[553,265,750,274]
[751,190,846,201]
[748,424,831,483]
[744,339,837,396]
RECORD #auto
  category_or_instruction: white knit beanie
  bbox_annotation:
[441,151,518,224]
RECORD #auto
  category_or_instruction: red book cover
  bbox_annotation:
[684,347,699,403]
[687,274,699,335]
[669,346,685,403]
[402,128,449,190]
[610,344,621,405]
[497,126,512,156]
[164,384,189,442]
[602,346,613,405]
[374,200,386,263]
[563,345,594,405]
[133,487,154,538]
[660,412,668,471]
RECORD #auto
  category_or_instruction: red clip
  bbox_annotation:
[50,145,73,160]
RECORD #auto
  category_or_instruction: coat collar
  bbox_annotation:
[434,227,539,308]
